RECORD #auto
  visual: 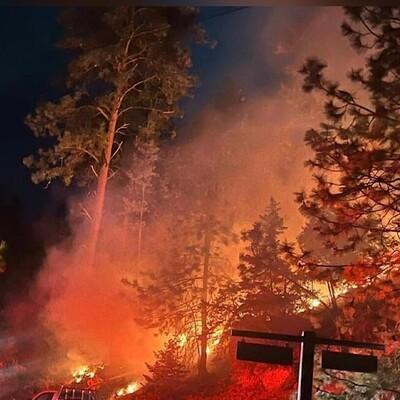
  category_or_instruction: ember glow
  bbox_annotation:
[206,327,224,355]
[306,282,361,311]
[308,298,321,309]
[71,364,103,384]
[115,381,139,397]
[178,333,187,347]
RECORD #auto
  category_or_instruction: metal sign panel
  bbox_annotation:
[236,341,293,365]
[322,350,378,373]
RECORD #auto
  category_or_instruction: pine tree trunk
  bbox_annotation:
[137,183,146,264]
[86,107,119,267]
[197,183,219,376]
[198,222,211,376]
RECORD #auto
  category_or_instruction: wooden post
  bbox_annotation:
[297,331,315,400]
[232,329,384,400]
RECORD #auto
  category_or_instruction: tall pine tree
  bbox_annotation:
[25,7,206,266]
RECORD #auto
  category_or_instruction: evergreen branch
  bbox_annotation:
[258,259,330,310]
[118,107,133,118]
[111,141,124,160]
[314,75,400,124]
[115,123,129,135]
[324,370,400,395]
[134,106,175,114]
[358,13,382,40]
[90,165,98,178]
[107,168,117,180]
[79,203,93,221]
[121,75,157,100]
[63,146,100,164]
[96,106,110,121]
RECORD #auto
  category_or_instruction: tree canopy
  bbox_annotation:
[298,7,400,260]
[25,7,205,188]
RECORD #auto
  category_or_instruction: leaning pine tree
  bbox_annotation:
[24,7,206,266]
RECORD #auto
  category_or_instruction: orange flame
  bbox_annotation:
[115,381,139,397]
[177,333,187,347]
[206,327,224,355]
[71,364,104,384]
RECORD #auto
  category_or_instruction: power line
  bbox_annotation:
[198,7,250,23]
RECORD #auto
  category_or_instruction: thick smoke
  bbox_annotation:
[35,246,159,370]
[179,7,364,239]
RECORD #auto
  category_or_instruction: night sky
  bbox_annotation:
[0,7,63,218]
[0,6,280,219]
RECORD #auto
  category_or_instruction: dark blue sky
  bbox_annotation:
[0,7,277,219]
[0,7,64,217]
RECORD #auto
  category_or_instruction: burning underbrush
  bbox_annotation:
[0,240,163,398]
[0,354,297,400]
[68,364,141,399]
[118,362,297,400]
[0,356,143,400]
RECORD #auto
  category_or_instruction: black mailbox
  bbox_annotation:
[236,341,293,365]
[322,350,378,373]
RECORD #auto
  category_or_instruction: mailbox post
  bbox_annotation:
[232,329,385,400]
[298,331,315,400]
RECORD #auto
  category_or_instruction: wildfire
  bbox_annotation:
[177,327,223,356]
[71,363,104,384]
[115,382,139,397]
[309,298,321,308]
[206,327,224,355]
[305,282,360,311]
[177,333,187,347]
[72,365,94,383]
